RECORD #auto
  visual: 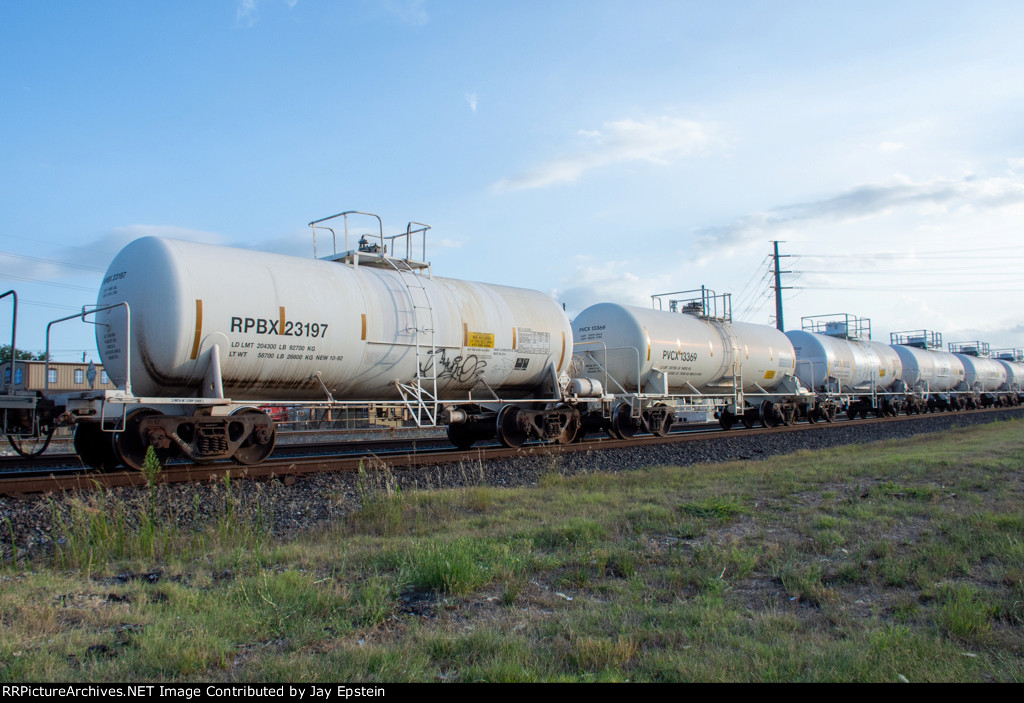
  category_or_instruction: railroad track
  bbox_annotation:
[2,406,1021,495]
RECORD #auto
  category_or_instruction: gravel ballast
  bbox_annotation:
[2,408,1022,561]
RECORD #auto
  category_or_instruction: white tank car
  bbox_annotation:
[890,345,964,392]
[786,331,901,392]
[95,237,572,401]
[952,351,1007,392]
[572,303,795,394]
[994,353,1024,391]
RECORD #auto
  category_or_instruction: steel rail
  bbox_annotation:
[2,405,1022,495]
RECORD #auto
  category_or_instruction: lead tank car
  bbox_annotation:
[70,215,574,468]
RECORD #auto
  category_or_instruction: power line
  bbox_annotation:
[0,250,106,272]
[0,272,97,293]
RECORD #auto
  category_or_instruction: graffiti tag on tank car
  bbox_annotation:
[420,349,487,383]
[230,317,329,338]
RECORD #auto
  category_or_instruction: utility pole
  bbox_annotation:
[770,241,791,332]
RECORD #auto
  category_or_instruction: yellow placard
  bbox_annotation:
[467,331,495,348]
[764,370,776,380]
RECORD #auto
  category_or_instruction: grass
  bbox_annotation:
[1,419,1023,681]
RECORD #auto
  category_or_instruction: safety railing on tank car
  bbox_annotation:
[45,302,133,433]
[949,341,991,357]
[0,289,45,446]
[309,210,431,263]
[801,313,872,341]
[651,287,732,322]
[1,290,19,396]
[993,348,1024,363]
[572,341,641,399]
[891,330,942,350]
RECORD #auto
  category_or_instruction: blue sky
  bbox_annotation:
[3,1,1024,362]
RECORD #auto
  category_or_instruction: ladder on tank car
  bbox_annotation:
[307,212,440,427]
[387,257,439,426]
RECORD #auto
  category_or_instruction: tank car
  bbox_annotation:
[993,349,1024,402]
[889,331,967,412]
[949,342,1009,408]
[787,314,904,419]
[568,290,809,435]
[65,212,576,467]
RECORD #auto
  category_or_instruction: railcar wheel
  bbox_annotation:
[6,425,55,457]
[74,422,119,471]
[718,411,736,430]
[759,401,782,428]
[447,423,477,450]
[114,409,174,471]
[232,408,277,465]
[741,414,754,429]
[611,403,638,439]
[497,405,528,448]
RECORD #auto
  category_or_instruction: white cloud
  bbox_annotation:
[552,256,677,317]
[465,93,478,113]
[694,173,1024,260]
[379,0,428,25]
[493,116,719,192]
[235,0,298,27]
[879,141,905,152]
[107,225,228,250]
[236,0,258,27]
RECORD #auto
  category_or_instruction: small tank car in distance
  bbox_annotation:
[569,290,810,435]
[787,314,904,419]
[889,330,966,412]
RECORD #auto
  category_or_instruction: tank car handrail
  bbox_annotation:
[309,210,384,258]
[949,340,991,357]
[574,340,641,397]
[891,329,943,349]
[45,302,132,397]
[1,290,18,395]
[651,287,732,322]
[405,221,430,263]
[801,313,871,340]
[308,212,432,266]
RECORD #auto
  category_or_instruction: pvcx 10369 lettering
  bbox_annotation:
[230,317,329,338]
